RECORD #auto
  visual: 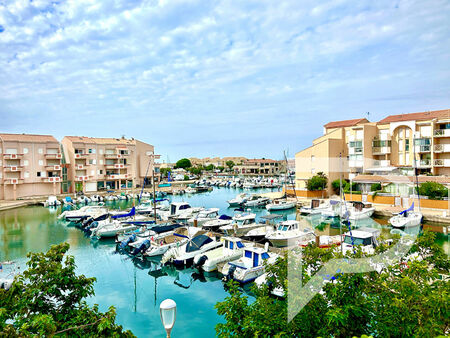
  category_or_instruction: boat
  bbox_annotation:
[227,193,248,207]
[300,199,333,215]
[344,201,375,220]
[161,233,222,266]
[265,199,296,211]
[389,203,422,228]
[243,195,270,207]
[43,195,61,207]
[219,212,262,236]
[92,220,141,238]
[193,237,249,272]
[202,214,233,231]
[59,205,109,223]
[242,214,282,243]
[341,227,381,255]
[221,245,278,283]
[187,208,220,227]
[265,220,315,248]
[144,227,203,257]
[185,186,196,194]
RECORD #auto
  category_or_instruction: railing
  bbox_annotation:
[4,165,23,171]
[434,144,443,152]
[46,165,61,171]
[74,153,88,158]
[3,154,23,159]
[419,159,431,167]
[106,174,130,180]
[76,164,85,170]
[45,177,61,183]
[434,129,450,137]
[5,178,23,184]
[105,153,129,158]
[416,145,431,152]
[372,146,391,154]
[45,153,62,159]
[75,176,90,181]
[372,160,391,167]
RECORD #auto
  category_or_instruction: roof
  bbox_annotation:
[0,133,58,143]
[63,136,135,145]
[352,174,450,185]
[323,118,369,129]
[378,109,450,124]
[245,158,279,163]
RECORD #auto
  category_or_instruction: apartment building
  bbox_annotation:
[61,136,155,193]
[0,133,62,200]
[295,109,450,193]
[189,157,247,167]
[234,159,284,176]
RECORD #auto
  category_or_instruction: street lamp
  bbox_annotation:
[160,299,176,337]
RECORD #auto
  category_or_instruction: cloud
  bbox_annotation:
[0,0,449,160]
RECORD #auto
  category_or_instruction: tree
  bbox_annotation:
[217,166,225,172]
[0,243,134,337]
[187,166,202,175]
[371,183,382,191]
[175,158,192,169]
[205,164,215,171]
[215,231,449,337]
[159,167,171,179]
[306,172,328,191]
[225,160,235,170]
[417,181,448,200]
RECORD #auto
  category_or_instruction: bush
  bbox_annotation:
[183,175,189,180]
[371,183,382,191]
[417,181,448,200]
[307,172,328,191]
[331,179,358,194]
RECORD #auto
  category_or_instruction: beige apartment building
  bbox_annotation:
[0,133,62,200]
[61,136,156,193]
[295,109,450,194]
[234,159,285,176]
[189,156,247,167]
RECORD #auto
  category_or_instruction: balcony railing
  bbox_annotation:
[44,153,62,159]
[74,153,88,158]
[106,174,131,180]
[3,154,23,159]
[104,153,129,158]
[4,178,23,184]
[4,165,23,172]
[372,146,391,155]
[75,175,90,181]
[45,165,61,171]
[418,159,431,167]
[434,129,450,137]
[44,177,61,183]
[416,145,431,152]
[372,160,391,167]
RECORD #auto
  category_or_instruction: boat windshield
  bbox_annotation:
[344,236,372,246]
[277,225,289,231]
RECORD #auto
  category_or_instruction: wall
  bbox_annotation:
[286,188,327,198]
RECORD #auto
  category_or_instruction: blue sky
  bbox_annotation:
[0,0,449,162]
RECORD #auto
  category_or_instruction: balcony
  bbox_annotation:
[104,153,130,159]
[106,173,131,180]
[372,146,391,155]
[4,178,23,184]
[45,165,61,171]
[74,153,88,159]
[75,175,90,181]
[3,165,23,172]
[415,145,431,153]
[372,160,391,167]
[433,159,450,167]
[3,153,23,160]
[76,164,85,170]
[434,129,450,137]
[44,177,61,183]
[45,153,62,159]
[348,160,364,168]
[433,144,450,153]
[418,159,431,168]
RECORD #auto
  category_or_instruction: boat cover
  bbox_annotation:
[186,235,213,252]
[152,223,182,234]
[111,207,136,219]
[399,202,414,216]
[219,214,232,220]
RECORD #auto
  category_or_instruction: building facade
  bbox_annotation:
[189,156,247,167]
[0,134,62,200]
[295,109,450,194]
[233,159,285,176]
[61,136,155,193]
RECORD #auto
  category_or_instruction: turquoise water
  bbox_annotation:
[0,187,448,337]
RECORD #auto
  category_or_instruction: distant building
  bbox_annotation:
[234,158,284,176]
[61,136,155,192]
[189,156,247,167]
[0,133,62,200]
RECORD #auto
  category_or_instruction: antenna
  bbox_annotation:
[367,112,370,120]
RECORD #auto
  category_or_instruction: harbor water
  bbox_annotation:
[0,187,448,337]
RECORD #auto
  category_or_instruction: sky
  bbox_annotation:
[0,0,449,162]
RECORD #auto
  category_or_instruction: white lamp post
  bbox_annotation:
[160,299,177,338]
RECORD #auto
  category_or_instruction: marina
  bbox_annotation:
[0,184,448,336]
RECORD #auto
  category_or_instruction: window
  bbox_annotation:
[23,160,29,166]
[99,149,104,154]
[23,147,28,154]
[89,159,94,165]
[24,171,29,178]
[224,241,228,248]
[100,160,103,165]
[229,241,234,249]
[38,148,43,154]
[38,160,43,166]
[311,155,315,162]
[91,170,95,175]
[349,141,362,148]
[236,241,244,248]
[261,252,270,260]
[37,172,41,177]
[244,250,252,258]
[405,139,410,151]
[88,149,93,154]
[100,170,103,174]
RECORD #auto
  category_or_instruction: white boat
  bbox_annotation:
[77,195,91,204]
[221,245,278,283]
[161,233,222,266]
[389,204,422,228]
[220,212,262,236]
[59,205,109,223]
[202,215,234,231]
[92,219,143,238]
[265,220,315,248]
[265,199,296,211]
[227,193,248,207]
[254,273,284,297]
[43,195,61,207]
[243,195,270,207]
[105,195,118,202]
[158,202,195,221]
[300,199,334,215]
[144,227,203,257]
[242,214,282,243]
[345,202,375,220]
[342,227,381,255]
[193,237,249,272]
[187,208,220,227]
[185,187,196,194]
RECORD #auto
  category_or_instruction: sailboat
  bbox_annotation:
[266,151,296,211]
[389,202,422,228]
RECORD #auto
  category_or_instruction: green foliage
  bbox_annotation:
[159,167,171,178]
[331,179,341,194]
[306,172,328,191]
[183,175,189,180]
[416,181,448,200]
[205,164,215,171]
[217,166,225,172]
[225,160,235,169]
[371,183,382,191]
[0,243,134,337]
[175,158,192,169]
[187,166,202,175]
[215,231,449,337]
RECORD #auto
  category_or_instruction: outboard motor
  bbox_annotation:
[82,217,94,229]
[194,255,208,268]
[223,264,237,282]
[131,239,151,256]
[119,234,137,249]
[84,221,98,233]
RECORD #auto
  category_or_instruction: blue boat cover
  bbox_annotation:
[219,214,232,220]
[186,235,213,252]
[111,207,136,219]
[399,202,414,215]
[65,196,72,202]
[152,223,182,234]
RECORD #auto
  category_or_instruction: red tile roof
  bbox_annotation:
[378,109,450,124]
[0,133,58,143]
[324,118,369,129]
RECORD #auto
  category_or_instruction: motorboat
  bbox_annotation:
[202,214,233,231]
[265,199,296,211]
[187,208,220,227]
[300,199,333,215]
[342,227,381,255]
[92,220,141,238]
[344,202,375,220]
[227,193,248,207]
[221,245,278,284]
[43,195,61,207]
[242,214,282,243]
[265,221,315,248]
[389,203,422,228]
[77,195,91,204]
[136,199,169,215]
[185,186,196,194]
[161,233,222,266]
[90,195,103,203]
[144,227,203,257]
[59,205,109,223]
[193,237,249,272]
[297,235,341,248]
[243,195,270,207]
[158,202,195,221]
[220,212,262,236]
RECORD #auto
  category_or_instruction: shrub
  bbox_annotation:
[371,183,382,191]
[307,172,328,191]
[417,181,448,199]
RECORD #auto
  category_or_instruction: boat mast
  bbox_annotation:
[339,153,343,255]
[412,134,421,213]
